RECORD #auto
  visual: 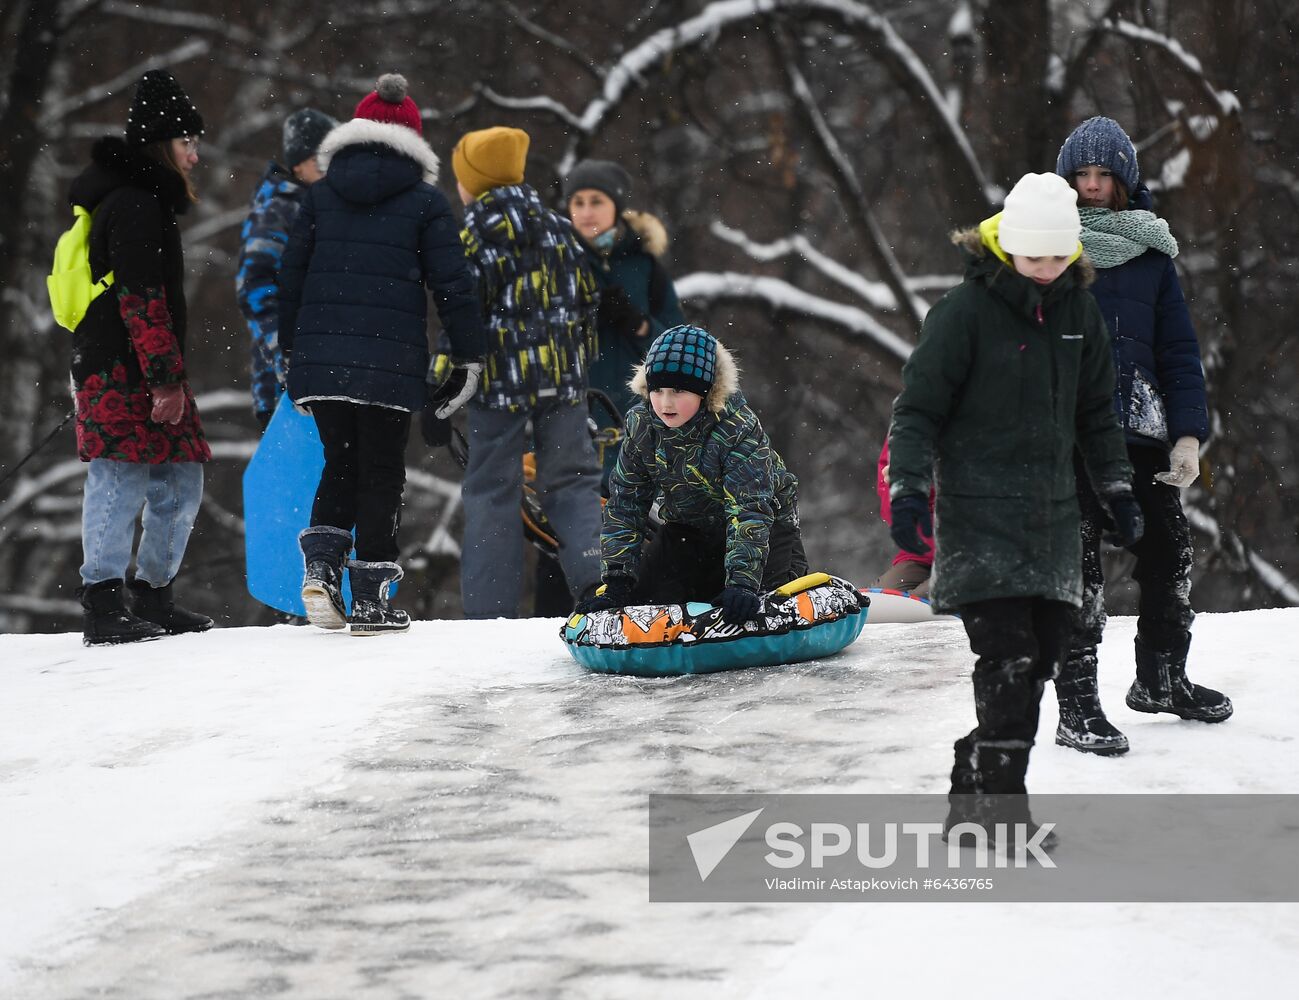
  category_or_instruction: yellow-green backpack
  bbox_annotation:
[47,205,114,332]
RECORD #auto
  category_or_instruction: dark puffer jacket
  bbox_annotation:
[888,222,1131,614]
[1088,249,1208,447]
[602,343,799,593]
[279,120,484,412]
[67,137,209,464]
[437,185,598,412]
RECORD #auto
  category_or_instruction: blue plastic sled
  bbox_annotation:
[561,573,868,677]
[243,397,352,616]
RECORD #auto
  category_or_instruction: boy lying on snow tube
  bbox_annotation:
[562,572,868,677]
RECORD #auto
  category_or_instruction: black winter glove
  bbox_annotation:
[1103,490,1145,548]
[420,405,452,448]
[574,576,635,615]
[889,493,934,557]
[428,358,484,419]
[713,585,761,625]
[597,286,645,338]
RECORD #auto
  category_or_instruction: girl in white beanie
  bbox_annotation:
[886,171,1140,836]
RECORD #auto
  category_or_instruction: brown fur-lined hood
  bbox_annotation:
[628,338,740,416]
[622,209,668,257]
[951,223,1096,288]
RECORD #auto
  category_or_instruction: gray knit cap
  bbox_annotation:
[1055,116,1140,193]
[563,159,633,212]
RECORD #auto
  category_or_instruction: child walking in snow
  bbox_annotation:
[1049,117,1231,756]
[236,107,337,430]
[280,75,484,635]
[443,125,604,619]
[887,173,1141,829]
[578,325,808,624]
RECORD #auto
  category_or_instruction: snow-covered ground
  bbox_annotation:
[3,609,1297,998]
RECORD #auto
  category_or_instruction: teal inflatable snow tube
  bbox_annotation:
[560,574,868,677]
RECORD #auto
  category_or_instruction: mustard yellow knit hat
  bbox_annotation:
[452,126,530,198]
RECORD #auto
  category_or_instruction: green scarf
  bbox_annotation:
[1078,206,1179,269]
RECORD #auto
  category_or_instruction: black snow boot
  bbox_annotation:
[944,732,979,835]
[1054,647,1130,756]
[1126,634,1233,722]
[944,739,1056,852]
[79,579,167,646]
[127,578,213,635]
[298,526,353,631]
[347,560,410,636]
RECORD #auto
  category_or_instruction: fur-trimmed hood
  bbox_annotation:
[316,119,439,205]
[318,118,439,181]
[622,209,668,257]
[951,222,1096,288]
[628,339,740,416]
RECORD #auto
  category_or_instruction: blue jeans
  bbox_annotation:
[461,399,603,618]
[80,459,204,586]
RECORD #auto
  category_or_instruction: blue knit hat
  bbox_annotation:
[644,325,717,398]
[1055,116,1140,193]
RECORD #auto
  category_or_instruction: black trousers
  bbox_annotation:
[1073,445,1195,649]
[310,401,411,563]
[960,596,1073,751]
[630,518,809,605]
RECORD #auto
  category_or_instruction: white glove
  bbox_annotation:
[1155,436,1201,488]
[429,360,484,419]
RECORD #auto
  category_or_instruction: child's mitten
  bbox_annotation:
[575,575,635,614]
[714,586,760,625]
[889,493,933,556]
[1102,490,1145,548]
[1154,436,1200,488]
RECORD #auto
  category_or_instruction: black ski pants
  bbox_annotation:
[954,596,1073,794]
[1073,445,1195,650]
[310,401,411,564]
[630,517,809,606]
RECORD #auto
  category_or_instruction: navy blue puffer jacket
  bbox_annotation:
[1085,193,1209,448]
[280,120,484,411]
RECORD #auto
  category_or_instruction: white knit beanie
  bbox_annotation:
[997,172,1081,257]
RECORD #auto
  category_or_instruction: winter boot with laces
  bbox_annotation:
[347,560,410,636]
[298,526,354,631]
[1054,647,1130,755]
[79,579,167,646]
[1126,634,1233,722]
[127,578,213,635]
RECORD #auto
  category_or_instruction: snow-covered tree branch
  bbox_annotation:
[677,271,913,362]
[1101,17,1241,117]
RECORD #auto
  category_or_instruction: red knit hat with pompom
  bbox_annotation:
[354,73,422,134]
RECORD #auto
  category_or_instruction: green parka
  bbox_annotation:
[888,222,1132,614]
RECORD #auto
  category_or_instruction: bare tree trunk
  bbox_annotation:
[977,0,1052,187]
[0,0,66,471]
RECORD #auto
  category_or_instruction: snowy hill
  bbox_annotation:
[3,610,1298,998]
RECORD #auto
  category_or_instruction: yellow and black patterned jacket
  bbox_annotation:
[602,343,800,592]
[440,184,599,411]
